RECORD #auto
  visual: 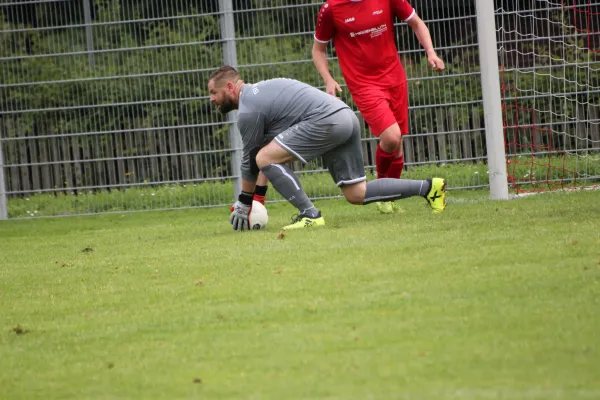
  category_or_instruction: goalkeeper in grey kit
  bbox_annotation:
[207,66,447,231]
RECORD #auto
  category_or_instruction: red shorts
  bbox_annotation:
[351,82,409,137]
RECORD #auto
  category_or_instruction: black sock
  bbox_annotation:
[255,185,268,197]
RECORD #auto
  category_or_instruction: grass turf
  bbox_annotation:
[1,189,599,399]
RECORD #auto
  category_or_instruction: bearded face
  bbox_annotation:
[208,79,236,114]
[216,95,236,114]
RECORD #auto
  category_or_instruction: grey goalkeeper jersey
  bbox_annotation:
[237,78,350,181]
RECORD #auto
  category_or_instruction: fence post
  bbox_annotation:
[476,0,509,200]
[83,0,95,68]
[0,138,8,220]
[219,0,242,198]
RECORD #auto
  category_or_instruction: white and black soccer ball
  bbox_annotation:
[249,201,268,230]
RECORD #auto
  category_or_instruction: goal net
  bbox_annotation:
[497,0,600,193]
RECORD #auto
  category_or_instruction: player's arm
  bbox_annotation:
[407,15,444,71]
[241,177,257,195]
[229,111,267,230]
[392,0,445,71]
[312,42,333,87]
[239,112,265,195]
[312,2,342,96]
[312,42,342,96]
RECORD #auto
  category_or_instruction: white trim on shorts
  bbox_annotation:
[274,137,308,164]
[336,176,367,187]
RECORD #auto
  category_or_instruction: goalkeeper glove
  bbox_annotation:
[229,191,253,231]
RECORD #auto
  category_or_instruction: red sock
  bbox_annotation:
[387,154,404,179]
[253,184,268,205]
[376,144,396,179]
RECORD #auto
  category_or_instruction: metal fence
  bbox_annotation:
[0,0,598,219]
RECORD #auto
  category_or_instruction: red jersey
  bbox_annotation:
[314,0,415,93]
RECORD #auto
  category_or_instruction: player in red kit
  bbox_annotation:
[312,0,445,214]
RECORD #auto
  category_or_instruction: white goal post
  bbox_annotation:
[476,0,510,200]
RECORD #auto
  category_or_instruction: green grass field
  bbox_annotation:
[1,189,599,400]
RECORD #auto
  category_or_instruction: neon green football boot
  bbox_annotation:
[376,201,394,214]
[426,178,447,214]
[391,201,405,214]
[376,201,404,214]
[282,211,326,230]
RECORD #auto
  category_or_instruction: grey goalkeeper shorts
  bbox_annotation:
[273,107,366,187]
